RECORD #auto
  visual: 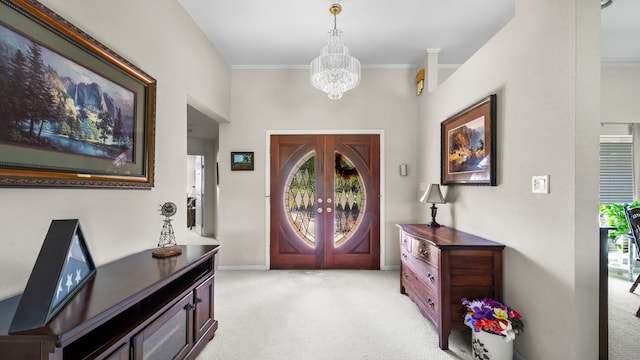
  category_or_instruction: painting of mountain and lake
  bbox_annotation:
[441,95,496,186]
[0,0,155,188]
[447,116,486,174]
[0,23,136,167]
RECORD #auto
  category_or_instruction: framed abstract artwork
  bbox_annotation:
[441,94,497,186]
[0,0,156,188]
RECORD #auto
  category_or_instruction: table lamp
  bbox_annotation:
[420,184,445,227]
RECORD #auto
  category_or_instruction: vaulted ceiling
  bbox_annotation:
[179,0,640,67]
[182,0,640,139]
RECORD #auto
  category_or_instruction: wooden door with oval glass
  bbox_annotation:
[270,134,380,269]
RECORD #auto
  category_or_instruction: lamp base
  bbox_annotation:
[427,220,441,228]
[427,203,441,227]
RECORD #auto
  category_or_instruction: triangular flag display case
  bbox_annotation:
[9,219,96,334]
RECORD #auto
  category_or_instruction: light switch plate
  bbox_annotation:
[532,175,550,194]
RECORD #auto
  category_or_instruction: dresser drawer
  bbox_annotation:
[400,231,412,251]
[401,262,438,321]
[414,277,439,320]
[411,238,439,267]
[402,249,439,293]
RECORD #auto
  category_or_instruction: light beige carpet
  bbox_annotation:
[608,272,640,359]
[196,270,473,360]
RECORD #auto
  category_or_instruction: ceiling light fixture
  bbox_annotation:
[310,3,361,100]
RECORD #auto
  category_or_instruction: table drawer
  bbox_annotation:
[411,238,439,267]
[401,262,439,321]
[402,250,439,293]
[414,278,439,319]
[400,231,412,251]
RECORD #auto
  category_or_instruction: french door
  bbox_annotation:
[270,134,380,269]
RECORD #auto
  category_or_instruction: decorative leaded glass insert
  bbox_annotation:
[334,152,364,246]
[284,152,316,246]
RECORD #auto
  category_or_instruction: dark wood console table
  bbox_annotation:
[396,224,504,350]
[0,244,220,359]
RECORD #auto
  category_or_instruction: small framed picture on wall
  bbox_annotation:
[231,152,254,171]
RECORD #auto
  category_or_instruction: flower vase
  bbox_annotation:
[472,331,514,360]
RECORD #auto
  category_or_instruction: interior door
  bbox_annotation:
[270,134,380,269]
[194,155,204,235]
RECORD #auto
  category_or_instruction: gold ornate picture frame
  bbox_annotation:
[0,0,156,188]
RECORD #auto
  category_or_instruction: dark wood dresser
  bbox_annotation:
[0,245,220,359]
[396,224,504,350]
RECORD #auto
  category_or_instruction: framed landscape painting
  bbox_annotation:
[231,152,254,171]
[0,0,156,188]
[441,95,497,186]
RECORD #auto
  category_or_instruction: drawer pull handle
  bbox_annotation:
[184,303,196,311]
[427,273,435,282]
[427,298,435,307]
[402,253,407,259]
[195,297,203,304]
[419,248,429,257]
[403,272,409,279]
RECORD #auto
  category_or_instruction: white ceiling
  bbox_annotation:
[601,0,640,64]
[179,0,515,67]
[182,0,640,139]
[179,0,640,68]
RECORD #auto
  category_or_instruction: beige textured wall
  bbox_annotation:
[216,68,418,269]
[0,0,230,299]
[602,66,640,124]
[418,0,600,358]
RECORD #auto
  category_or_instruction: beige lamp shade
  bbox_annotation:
[420,184,445,204]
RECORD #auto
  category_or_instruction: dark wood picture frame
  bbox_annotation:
[0,0,156,188]
[231,151,254,171]
[441,94,497,186]
[9,219,96,334]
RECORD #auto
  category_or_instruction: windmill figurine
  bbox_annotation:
[152,202,182,258]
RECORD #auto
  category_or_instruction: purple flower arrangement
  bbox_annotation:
[461,297,524,342]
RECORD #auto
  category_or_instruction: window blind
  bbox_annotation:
[599,136,633,205]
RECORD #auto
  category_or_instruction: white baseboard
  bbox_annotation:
[218,265,269,270]
[218,265,400,271]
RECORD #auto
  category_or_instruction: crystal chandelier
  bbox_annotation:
[310,3,361,100]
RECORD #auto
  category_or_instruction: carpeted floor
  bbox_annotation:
[196,270,472,360]
[608,272,640,359]
[195,269,640,360]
